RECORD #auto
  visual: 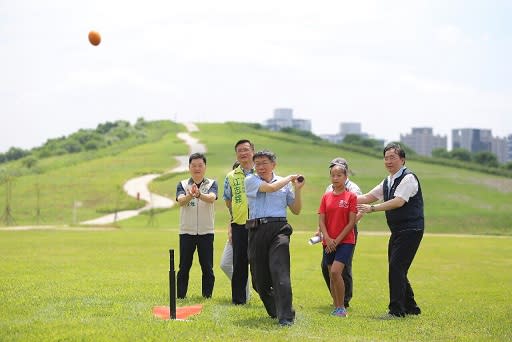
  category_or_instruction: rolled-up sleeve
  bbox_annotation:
[393,174,418,202]
[369,181,384,201]
[244,174,261,198]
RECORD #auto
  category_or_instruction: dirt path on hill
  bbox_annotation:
[80,122,204,225]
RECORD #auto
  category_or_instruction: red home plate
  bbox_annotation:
[152,304,203,320]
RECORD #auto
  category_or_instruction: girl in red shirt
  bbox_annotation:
[318,163,357,317]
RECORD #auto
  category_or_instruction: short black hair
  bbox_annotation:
[253,149,276,162]
[384,143,406,159]
[234,139,255,151]
[189,152,206,165]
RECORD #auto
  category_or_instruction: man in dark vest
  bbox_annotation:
[357,143,424,318]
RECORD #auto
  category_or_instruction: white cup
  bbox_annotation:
[308,235,322,245]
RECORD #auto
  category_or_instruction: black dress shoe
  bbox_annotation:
[405,306,421,315]
[381,311,405,319]
[279,319,294,326]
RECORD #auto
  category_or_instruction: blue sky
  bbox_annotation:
[1,0,511,152]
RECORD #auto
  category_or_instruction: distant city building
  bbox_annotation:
[340,122,361,135]
[263,114,510,163]
[400,127,447,156]
[508,134,512,163]
[492,136,508,164]
[320,121,375,144]
[319,134,344,144]
[264,108,312,132]
[452,128,492,153]
[339,122,370,140]
[291,119,312,131]
[273,108,293,120]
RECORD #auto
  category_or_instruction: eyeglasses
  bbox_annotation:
[236,148,252,153]
[384,155,399,162]
[255,161,272,168]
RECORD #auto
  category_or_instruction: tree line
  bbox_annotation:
[0,118,148,168]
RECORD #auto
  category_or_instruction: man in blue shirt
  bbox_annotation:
[244,150,305,327]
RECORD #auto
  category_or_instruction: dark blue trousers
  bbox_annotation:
[177,233,215,299]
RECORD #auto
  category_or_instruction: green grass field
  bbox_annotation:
[1,121,511,340]
[1,227,511,341]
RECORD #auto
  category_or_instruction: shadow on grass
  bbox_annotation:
[176,295,212,304]
[234,316,280,329]
[310,303,336,315]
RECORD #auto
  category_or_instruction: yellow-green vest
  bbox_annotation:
[226,166,251,224]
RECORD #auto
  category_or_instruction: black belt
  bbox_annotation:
[246,217,287,229]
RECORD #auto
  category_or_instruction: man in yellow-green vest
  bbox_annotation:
[222,139,255,304]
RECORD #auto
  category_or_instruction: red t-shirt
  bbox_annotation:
[318,190,357,245]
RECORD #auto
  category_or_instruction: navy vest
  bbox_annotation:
[383,168,424,232]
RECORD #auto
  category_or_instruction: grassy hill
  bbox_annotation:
[1,121,511,341]
[1,121,511,235]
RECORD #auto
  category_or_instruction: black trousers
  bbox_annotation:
[248,222,295,322]
[321,225,358,306]
[388,229,423,315]
[231,223,249,304]
[177,233,215,299]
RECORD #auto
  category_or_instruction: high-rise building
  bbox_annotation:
[291,119,312,131]
[492,136,508,164]
[452,128,492,153]
[264,108,312,132]
[273,108,293,120]
[508,134,512,163]
[339,122,361,135]
[320,122,376,144]
[339,122,369,140]
[400,127,447,156]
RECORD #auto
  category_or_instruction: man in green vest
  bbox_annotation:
[223,139,255,304]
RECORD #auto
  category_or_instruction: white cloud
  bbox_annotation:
[436,25,465,45]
